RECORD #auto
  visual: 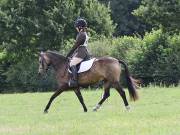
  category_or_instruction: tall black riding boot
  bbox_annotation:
[69,65,78,87]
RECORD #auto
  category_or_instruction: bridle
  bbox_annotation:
[39,53,50,72]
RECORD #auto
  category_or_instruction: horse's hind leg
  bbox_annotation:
[93,81,111,111]
[113,82,130,110]
[74,87,87,112]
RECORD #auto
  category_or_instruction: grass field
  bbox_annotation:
[0,87,180,135]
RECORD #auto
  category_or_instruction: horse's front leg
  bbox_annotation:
[74,87,88,112]
[44,86,66,113]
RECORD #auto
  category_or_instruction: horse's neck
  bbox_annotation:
[52,59,69,80]
[49,54,67,71]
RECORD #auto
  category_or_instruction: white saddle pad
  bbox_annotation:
[78,58,96,73]
[68,58,96,73]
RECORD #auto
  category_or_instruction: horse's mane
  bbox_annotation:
[46,50,66,60]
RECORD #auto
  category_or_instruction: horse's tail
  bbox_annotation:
[118,60,139,101]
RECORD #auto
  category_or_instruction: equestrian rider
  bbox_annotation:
[66,18,90,87]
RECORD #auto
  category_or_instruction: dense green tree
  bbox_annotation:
[132,30,180,85]
[0,0,114,62]
[99,0,150,36]
[132,0,180,85]
[0,0,6,5]
[134,0,180,33]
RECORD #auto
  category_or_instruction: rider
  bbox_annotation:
[66,18,90,87]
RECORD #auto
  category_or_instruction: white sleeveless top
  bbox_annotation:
[80,33,89,47]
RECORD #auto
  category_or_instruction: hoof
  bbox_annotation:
[84,108,88,112]
[93,108,97,112]
[44,110,48,114]
[125,105,131,111]
[93,104,100,112]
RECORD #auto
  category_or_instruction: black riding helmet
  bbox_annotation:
[74,18,87,28]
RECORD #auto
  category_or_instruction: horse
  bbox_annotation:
[38,50,138,113]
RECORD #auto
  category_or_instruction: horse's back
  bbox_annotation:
[78,56,121,85]
[95,56,121,77]
[95,56,119,64]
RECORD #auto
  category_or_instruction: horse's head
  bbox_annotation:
[38,50,67,76]
[38,51,50,75]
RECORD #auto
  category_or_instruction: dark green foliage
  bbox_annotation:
[132,30,180,85]
[1,57,57,93]
[134,0,180,33]
[99,0,150,36]
[88,37,114,57]
[88,36,142,63]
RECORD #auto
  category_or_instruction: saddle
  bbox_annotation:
[68,58,96,73]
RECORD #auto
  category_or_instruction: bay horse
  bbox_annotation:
[38,51,138,113]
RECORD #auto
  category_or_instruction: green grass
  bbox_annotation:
[0,87,180,135]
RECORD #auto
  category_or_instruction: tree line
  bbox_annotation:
[0,0,179,92]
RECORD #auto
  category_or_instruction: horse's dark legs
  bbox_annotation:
[44,88,64,113]
[93,82,111,111]
[113,82,130,110]
[74,87,87,112]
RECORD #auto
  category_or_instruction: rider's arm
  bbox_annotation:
[66,32,86,58]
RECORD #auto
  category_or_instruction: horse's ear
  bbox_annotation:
[37,51,44,57]
[37,47,45,56]
[38,52,41,56]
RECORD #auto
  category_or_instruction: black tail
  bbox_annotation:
[118,60,139,101]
